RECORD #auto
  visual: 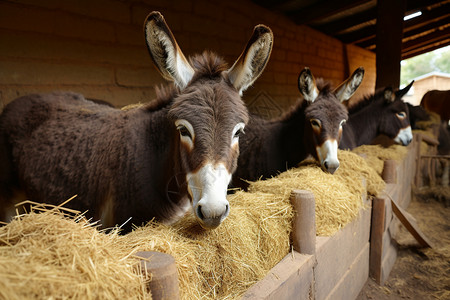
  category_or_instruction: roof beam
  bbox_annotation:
[313,7,377,35]
[402,26,450,52]
[402,39,450,59]
[357,15,450,49]
[338,1,450,44]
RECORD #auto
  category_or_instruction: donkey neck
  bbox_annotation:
[279,101,309,167]
[347,100,384,146]
[128,106,187,205]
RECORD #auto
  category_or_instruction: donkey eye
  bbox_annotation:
[234,128,244,138]
[396,112,406,119]
[232,122,245,144]
[177,125,192,139]
[310,119,321,128]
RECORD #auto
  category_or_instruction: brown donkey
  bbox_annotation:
[233,67,364,190]
[0,12,273,230]
[339,81,414,150]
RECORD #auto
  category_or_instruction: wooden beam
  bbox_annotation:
[338,1,449,44]
[390,198,434,248]
[357,15,450,49]
[402,26,450,52]
[375,0,406,89]
[315,7,377,36]
[402,39,450,59]
[317,0,442,37]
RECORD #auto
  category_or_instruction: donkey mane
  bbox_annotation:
[143,84,178,112]
[347,88,386,114]
[189,51,229,82]
[143,52,229,112]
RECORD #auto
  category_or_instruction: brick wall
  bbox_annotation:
[0,0,375,113]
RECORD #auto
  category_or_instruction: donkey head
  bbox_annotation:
[378,81,414,145]
[145,12,273,229]
[298,67,364,174]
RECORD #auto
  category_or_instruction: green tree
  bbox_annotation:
[400,46,450,85]
[435,49,450,72]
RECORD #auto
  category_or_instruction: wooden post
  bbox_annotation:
[382,160,397,184]
[290,190,316,255]
[375,0,406,89]
[369,197,386,284]
[136,251,180,300]
[414,133,423,187]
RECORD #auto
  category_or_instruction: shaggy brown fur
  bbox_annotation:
[0,52,248,232]
[233,82,347,190]
[340,83,413,149]
[421,90,450,122]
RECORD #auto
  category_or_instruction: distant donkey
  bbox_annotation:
[233,67,364,190]
[339,81,414,150]
[0,12,273,231]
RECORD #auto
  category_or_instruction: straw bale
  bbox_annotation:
[123,190,293,300]
[248,150,383,236]
[0,210,150,300]
[352,144,408,175]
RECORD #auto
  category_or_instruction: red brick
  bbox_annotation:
[0,60,114,85]
[0,2,115,42]
[10,0,130,23]
[286,51,301,62]
[115,67,164,87]
[115,24,143,46]
[0,31,151,67]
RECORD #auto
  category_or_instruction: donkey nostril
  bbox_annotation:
[196,205,204,220]
[225,204,229,215]
[324,161,329,170]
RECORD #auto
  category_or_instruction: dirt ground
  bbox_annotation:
[357,194,450,300]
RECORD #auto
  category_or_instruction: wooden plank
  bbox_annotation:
[390,197,434,248]
[381,228,397,263]
[415,133,424,187]
[324,243,370,300]
[315,205,372,300]
[241,252,315,300]
[380,235,398,285]
[384,192,393,233]
[369,197,386,284]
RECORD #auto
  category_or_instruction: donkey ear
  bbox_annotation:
[298,67,319,103]
[144,11,194,89]
[227,25,273,95]
[383,87,395,103]
[333,67,365,103]
[395,80,414,99]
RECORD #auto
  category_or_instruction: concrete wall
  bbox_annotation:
[0,0,376,114]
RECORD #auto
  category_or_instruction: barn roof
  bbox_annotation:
[252,0,449,60]
[413,71,450,81]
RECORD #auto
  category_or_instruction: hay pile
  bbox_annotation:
[352,144,409,175]
[124,190,293,300]
[0,149,387,300]
[249,150,384,236]
[0,207,150,300]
